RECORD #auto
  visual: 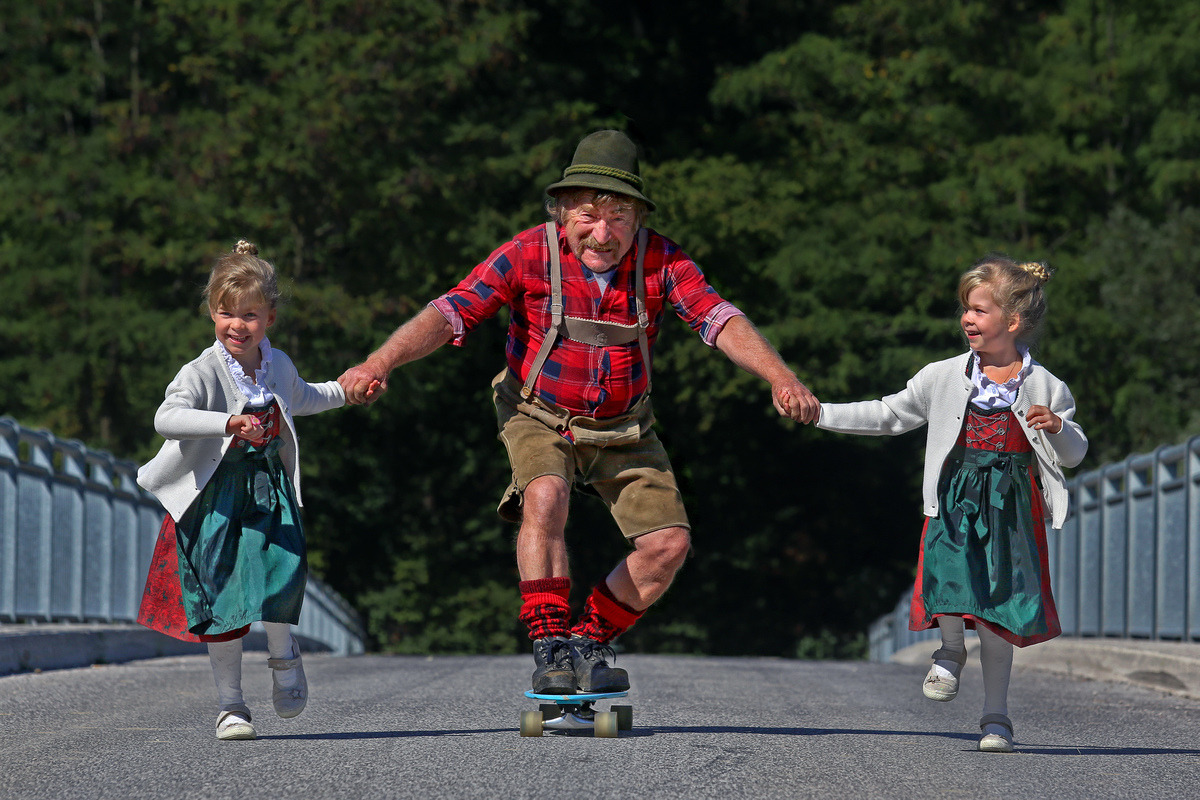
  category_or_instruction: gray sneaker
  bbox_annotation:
[532,636,576,694]
[568,636,630,692]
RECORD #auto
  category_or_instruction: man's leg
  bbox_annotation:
[568,527,690,692]
[572,526,690,641]
[516,476,571,581]
[515,475,576,693]
[605,526,691,611]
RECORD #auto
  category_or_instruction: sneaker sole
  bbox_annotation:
[216,726,256,741]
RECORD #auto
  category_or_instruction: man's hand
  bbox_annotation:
[1025,404,1062,433]
[774,382,820,424]
[339,362,387,405]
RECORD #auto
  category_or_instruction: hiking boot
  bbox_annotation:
[531,636,576,694]
[568,635,630,692]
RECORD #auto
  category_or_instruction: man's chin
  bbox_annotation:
[578,251,618,271]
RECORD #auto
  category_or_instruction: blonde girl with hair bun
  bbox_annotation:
[807,252,1088,753]
[136,240,351,740]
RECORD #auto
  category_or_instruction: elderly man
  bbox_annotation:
[340,130,817,694]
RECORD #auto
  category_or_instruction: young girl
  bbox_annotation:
[811,255,1088,752]
[137,240,349,740]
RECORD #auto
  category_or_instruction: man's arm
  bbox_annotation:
[713,315,819,423]
[338,306,454,404]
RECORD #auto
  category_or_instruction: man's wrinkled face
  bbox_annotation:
[562,197,638,273]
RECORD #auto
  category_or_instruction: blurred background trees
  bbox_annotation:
[3,0,1198,657]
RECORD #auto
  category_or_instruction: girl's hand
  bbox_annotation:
[1025,405,1062,434]
[227,414,267,443]
[776,384,820,425]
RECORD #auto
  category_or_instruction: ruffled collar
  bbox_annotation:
[216,337,275,406]
[969,346,1031,409]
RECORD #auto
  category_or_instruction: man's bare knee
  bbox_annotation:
[633,526,691,569]
[521,475,570,530]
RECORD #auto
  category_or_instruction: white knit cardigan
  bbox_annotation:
[137,343,345,521]
[816,352,1088,529]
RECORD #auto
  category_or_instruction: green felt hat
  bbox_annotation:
[545,130,655,211]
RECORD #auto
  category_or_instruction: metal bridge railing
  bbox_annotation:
[870,436,1200,662]
[0,416,365,655]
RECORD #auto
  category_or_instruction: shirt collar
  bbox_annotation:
[970,344,1031,388]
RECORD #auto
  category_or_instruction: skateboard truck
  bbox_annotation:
[520,690,633,738]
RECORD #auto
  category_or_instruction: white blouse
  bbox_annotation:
[969,345,1031,410]
[216,337,276,407]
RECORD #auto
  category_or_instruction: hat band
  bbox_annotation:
[563,164,643,192]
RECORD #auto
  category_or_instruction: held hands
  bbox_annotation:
[338,361,387,406]
[226,414,267,444]
[773,380,820,424]
[1025,405,1062,434]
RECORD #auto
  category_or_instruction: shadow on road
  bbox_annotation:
[260,729,514,740]
[261,726,1200,757]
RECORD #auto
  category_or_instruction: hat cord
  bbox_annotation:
[563,164,643,191]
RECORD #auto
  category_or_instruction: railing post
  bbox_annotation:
[1102,462,1129,637]
[1076,471,1102,636]
[83,451,115,621]
[1188,437,1200,641]
[0,419,19,621]
[1054,481,1081,637]
[1155,445,1188,639]
[1127,454,1157,638]
[15,428,55,621]
[51,438,88,621]
[110,461,144,622]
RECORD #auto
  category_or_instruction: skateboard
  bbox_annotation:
[520,690,633,737]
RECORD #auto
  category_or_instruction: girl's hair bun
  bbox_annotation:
[234,239,259,256]
[1017,261,1051,284]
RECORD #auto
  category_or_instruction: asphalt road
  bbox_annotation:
[2,653,1197,800]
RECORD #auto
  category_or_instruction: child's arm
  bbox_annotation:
[154,379,233,440]
[274,352,349,417]
[816,370,931,437]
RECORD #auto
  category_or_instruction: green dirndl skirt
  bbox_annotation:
[173,436,307,637]
[909,437,1060,647]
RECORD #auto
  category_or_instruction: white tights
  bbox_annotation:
[207,622,299,710]
[935,616,1014,724]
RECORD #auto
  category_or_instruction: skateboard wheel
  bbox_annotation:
[594,711,618,738]
[539,703,560,721]
[520,710,543,737]
[612,704,633,731]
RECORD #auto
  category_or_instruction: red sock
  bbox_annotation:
[518,577,571,640]
[571,581,643,644]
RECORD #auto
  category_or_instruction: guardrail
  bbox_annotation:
[0,416,365,655]
[869,436,1200,662]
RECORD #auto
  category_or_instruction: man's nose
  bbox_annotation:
[591,220,611,241]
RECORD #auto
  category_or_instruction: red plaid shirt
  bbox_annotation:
[431,224,744,418]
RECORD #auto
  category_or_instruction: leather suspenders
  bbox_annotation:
[520,221,652,401]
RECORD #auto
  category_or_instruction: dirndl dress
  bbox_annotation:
[909,404,1060,647]
[137,401,307,641]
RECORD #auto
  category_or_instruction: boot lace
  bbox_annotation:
[575,638,617,666]
[536,637,574,669]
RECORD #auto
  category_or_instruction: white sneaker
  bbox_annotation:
[978,713,1014,753]
[268,635,308,719]
[921,646,967,702]
[215,707,256,741]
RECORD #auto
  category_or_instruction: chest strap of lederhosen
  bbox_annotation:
[521,221,652,400]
